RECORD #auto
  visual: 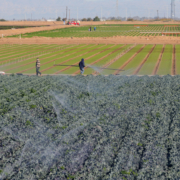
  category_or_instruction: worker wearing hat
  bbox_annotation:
[79,58,85,75]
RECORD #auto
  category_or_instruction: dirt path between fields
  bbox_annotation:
[41,44,107,73]
[152,44,165,75]
[114,45,146,75]
[133,45,156,75]
[2,36,180,45]
[172,45,176,75]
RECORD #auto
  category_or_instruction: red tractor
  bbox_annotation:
[67,21,80,25]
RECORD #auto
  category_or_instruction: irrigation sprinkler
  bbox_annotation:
[53,64,124,71]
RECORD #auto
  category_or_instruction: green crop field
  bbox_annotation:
[0,44,180,76]
[7,24,180,38]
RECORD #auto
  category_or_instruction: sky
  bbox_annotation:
[0,0,179,20]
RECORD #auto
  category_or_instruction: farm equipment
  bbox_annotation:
[67,21,80,25]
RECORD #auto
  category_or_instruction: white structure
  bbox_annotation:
[47,19,56,22]
[171,0,175,19]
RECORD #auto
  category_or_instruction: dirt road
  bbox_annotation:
[1,36,180,45]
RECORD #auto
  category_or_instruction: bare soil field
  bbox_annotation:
[1,36,180,45]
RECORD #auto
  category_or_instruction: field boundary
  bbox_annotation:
[152,44,165,75]
[114,45,146,75]
[172,44,176,75]
[133,44,156,75]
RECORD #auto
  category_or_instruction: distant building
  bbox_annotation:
[47,19,56,22]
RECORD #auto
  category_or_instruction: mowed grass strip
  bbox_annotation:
[157,45,173,75]
[64,45,123,75]
[3,44,83,73]
[20,44,97,74]
[175,45,180,75]
[138,45,163,75]
[105,45,143,75]
[120,45,153,75]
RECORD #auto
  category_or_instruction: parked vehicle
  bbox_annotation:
[67,21,80,25]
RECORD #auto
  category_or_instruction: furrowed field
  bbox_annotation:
[1,75,180,179]
[0,44,178,75]
[7,24,180,38]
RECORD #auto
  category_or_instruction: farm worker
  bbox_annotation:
[90,27,91,31]
[94,27,96,31]
[36,58,41,76]
[79,58,85,75]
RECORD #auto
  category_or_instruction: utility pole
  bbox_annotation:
[116,0,118,19]
[31,13,32,21]
[157,10,159,20]
[66,6,68,21]
[126,8,127,21]
[101,7,102,21]
[69,9,70,21]
[77,7,78,21]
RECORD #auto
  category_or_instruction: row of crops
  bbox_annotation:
[1,44,180,75]
[0,26,44,30]
[7,25,180,38]
[1,75,180,179]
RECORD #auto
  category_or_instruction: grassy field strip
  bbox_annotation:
[44,44,113,74]
[94,44,133,75]
[19,44,99,74]
[0,44,54,56]
[54,45,122,75]
[8,44,91,73]
[40,44,108,74]
[72,45,118,75]
[0,45,73,65]
[0,44,33,52]
[106,45,141,75]
[119,45,152,75]
[152,45,165,75]
[0,44,41,55]
[91,45,131,75]
[133,45,156,75]
[114,45,145,75]
[175,45,180,75]
[172,45,176,75]
[138,45,163,75]
[157,45,173,75]
[76,45,126,75]
[0,44,69,60]
[3,45,83,72]
[23,44,104,74]
[53,45,120,74]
